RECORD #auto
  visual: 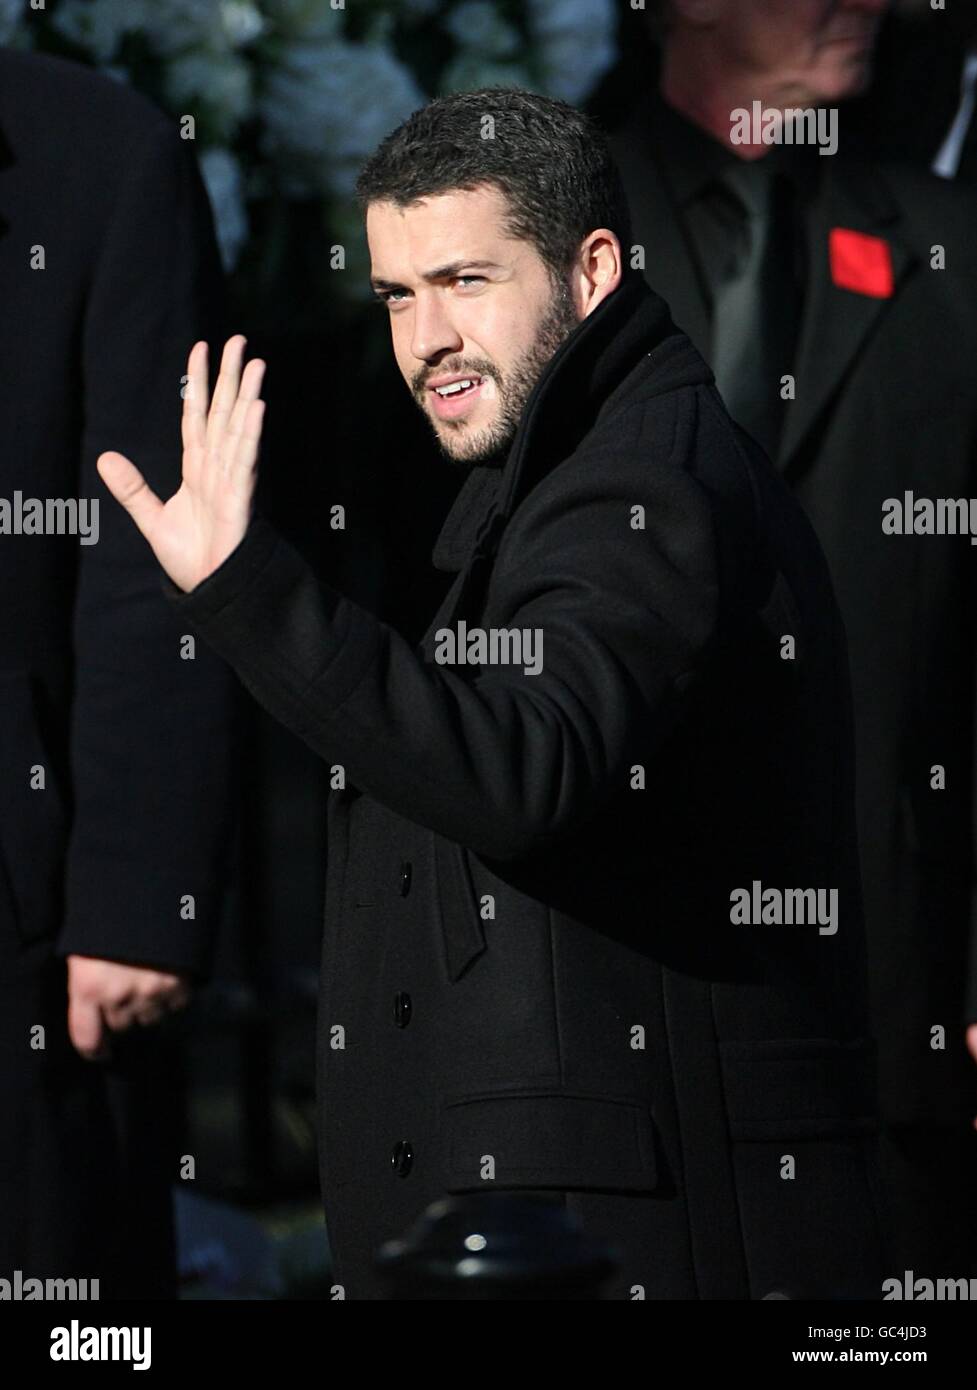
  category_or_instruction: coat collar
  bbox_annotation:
[431,273,690,573]
[430,463,505,573]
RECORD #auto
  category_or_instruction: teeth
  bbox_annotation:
[436,379,475,396]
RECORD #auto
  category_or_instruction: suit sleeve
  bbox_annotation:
[57,113,239,978]
[162,407,719,864]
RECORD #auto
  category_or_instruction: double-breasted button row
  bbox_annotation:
[391,862,414,1173]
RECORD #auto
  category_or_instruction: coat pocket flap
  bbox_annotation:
[719,1037,878,1140]
[440,1089,658,1193]
[433,836,487,982]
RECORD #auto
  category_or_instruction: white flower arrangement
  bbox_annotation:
[527,0,617,105]
[257,38,425,200]
[6,0,617,293]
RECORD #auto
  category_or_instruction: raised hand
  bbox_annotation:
[97,335,266,592]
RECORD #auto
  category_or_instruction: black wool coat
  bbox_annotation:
[170,272,887,1300]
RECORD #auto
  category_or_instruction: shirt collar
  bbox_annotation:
[647,88,823,206]
[649,90,737,205]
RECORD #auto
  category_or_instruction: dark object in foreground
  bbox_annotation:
[376,1194,620,1300]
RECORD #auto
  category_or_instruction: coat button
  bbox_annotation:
[399,860,412,896]
[391,1140,413,1176]
[394,991,412,1028]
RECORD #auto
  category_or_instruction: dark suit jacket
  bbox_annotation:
[609,91,977,1129]
[168,273,885,1300]
[0,48,236,1282]
[0,49,237,973]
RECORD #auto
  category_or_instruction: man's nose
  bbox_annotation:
[410,290,463,364]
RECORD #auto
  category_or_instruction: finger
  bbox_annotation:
[68,993,108,1061]
[223,357,266,469]
[181,340,210,453]
[135,1004,167,1027]
[97,452,164,542]
[104,1002,136,1032]
[162,984,191,1013]
[206,334,247,452]
[233,398,266,486]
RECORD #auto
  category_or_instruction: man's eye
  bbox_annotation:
[375,278,483,304]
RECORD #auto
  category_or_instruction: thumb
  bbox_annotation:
[68,990,108,1061]
[97,451,164,544]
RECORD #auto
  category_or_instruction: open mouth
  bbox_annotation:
[433,376,481,399]
[428,374,486,419]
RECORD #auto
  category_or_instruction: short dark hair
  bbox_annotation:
[355,87,633,284]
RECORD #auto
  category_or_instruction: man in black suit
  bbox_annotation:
[0,49,236,1296]
[101,88,886,1300]
[607,0,977,1279]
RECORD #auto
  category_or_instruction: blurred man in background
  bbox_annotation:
[607,0,977,1279]
[0,48,237,1297]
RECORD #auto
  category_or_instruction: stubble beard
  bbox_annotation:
[416,275,580,470]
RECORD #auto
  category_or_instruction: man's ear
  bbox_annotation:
[573,229,623,319]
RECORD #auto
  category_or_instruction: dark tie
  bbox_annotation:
[710,159,801,460]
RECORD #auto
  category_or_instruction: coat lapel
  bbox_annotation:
[429,464,504,576]
[608,96,711,357]
[420,464,505,652]
[636,159,712,359]
[778,162,916,474]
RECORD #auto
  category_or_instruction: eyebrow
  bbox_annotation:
[370,260,502,292]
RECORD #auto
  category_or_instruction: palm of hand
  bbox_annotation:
[97,335,266,592]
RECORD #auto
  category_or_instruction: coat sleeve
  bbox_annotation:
[56,112,239,978]
[163,404,720,863]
